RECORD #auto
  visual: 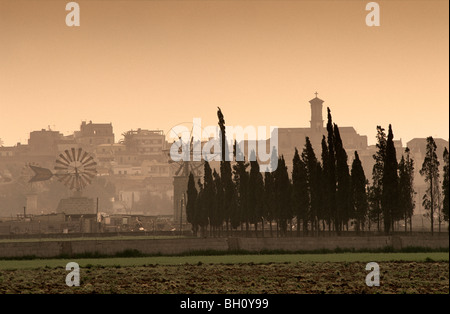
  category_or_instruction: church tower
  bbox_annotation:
[309,92,324,132]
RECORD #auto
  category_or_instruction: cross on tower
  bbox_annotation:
[314,91,318,98]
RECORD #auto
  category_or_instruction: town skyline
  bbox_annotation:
[1,0,448,147]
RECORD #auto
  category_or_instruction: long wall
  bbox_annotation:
[0,236,448,258]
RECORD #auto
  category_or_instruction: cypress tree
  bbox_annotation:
[321,135,332,232]
[232,141,249,233]
[264,171,276,237]
[274,156,292,236]
[369,126,387,232]
[302,137,320,234]
[194,179,205,237]
[420,136,440,235]
[334,124,351,233]
[398,147,415,233]
[292,147,310,236]
[326,108,337,231]
[200,161,214,236]
[212,169,224,236]
[381,124,399,234]
[443,148,449,223]
[217,107,233,234]
[350,151,368,233]
[248,150,264,236]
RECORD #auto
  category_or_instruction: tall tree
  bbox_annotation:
[194,179,205,236]
[420,136,440,235]
[217,107,234,234]
[292,147,310,236]
[321,135,332,232]
[381,124,399,234]
[302,137,321,234]
[369,126,387,232]
[199,161,214,236]
[186,173,199,236]
[334,124,351,233]
[232,141,249,233]
[351,151,368,233]
[212,169,223,236]
[248,150,265,235]
[398,148,415,232]
[262,145,279,237]
[274,156,292,236]
[443,148,449,223]
[263,171,276,237]
[326,108,337,231]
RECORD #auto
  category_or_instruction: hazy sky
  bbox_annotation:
[0,0,448,147]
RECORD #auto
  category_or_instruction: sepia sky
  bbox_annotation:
[0,0,448,147]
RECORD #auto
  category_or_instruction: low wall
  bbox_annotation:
[0,235,448,258]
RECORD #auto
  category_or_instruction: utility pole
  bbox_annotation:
[96,197,100,233]
[180,198,183,236]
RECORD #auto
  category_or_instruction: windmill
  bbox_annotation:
[165,122,220,228]
[27,147,97,192]
[14,148,98,218]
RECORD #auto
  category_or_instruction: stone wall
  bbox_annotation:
[0,236,448,258]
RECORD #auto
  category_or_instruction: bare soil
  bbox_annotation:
[0,261,448,294]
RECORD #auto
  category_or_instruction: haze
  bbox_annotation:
[0,0,448,146]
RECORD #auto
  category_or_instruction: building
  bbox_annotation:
[0,146,15,158]
[276,94,369,172]
[28,129,65,156]
[121,129,166,161]
[75,121,114,147]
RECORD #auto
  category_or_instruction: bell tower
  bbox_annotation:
[309,92,324,132]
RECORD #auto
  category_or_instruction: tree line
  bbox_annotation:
[186,108,449,237]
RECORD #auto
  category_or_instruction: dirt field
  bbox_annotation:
[0,261,448,294]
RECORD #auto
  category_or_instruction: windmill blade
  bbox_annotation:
[76,148,82,161]
[58,154,71,165]
[83,171,96,178]
[55,173,70,182]
[190,162,204,172]
[81,156,94,165]
[65,150,73,162]
[81,173,92,185]
[83,161,97,168]
[175,163,184,176]
[71,148,77,162]
[55,159,70,167]
[79,151,89,164]
[62,175,72,186]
